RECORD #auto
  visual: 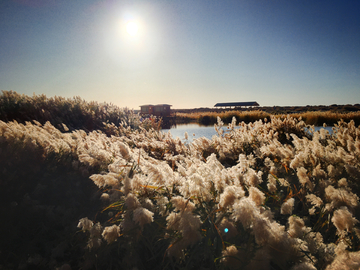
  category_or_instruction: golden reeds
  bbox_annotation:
[2,93,360,269]
[176,110,360,126]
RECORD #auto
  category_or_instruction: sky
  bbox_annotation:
[1,0,359,109]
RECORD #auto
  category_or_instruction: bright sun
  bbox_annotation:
[126,21,139,36]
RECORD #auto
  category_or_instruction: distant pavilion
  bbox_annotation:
[140,104,172,117]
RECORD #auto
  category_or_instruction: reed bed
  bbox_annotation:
[176,110,271,125]
[1,112,360,269]
[176,110,360,126]
[291,111,360,126]
[0,90,156,133]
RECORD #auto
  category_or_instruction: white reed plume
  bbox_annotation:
[77,217,93,231]
[325,185,359,211]
[125,193,141,210]
[102,225,120,244]
[133,207,154,228]
[331,207,358,236]
[219,185,245,209]
[281,197,295,215]
[118,142,132,161]
[297,167,314,190]
[288,216,305,238]
[220,245,241,269]
[232,197,260,228]
[249,186,265,206]
[306,194,323,215]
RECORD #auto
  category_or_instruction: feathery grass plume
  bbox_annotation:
[156,196,169,216]
[143,162,166,186]
[166,210,202,259]
[337,178,348,188]
[87,222,103,250]
[306,194,323,215]
[219,185,245,209]
[89,174,110,188]
[177,211,202,245]
[327,164,338,178]
[290,152,305,170]
[220,245,242,269]
[331,207,358,236]
[184,131,188,140]
[267,174,278,193]
[245,168,262,187]
[325,185,359,211]
[325,241,360,270]
[125,193,140,210]
[288,216,305,238]
[233,197,260,228]
[313,164,327,179]
[297,167,314,190]
[281,197,295,215]
[142,197,154,210]
[171,196,195,212]
[100,193,110,201]
[180,172,211,200]
[122,175,132,195]
[252,215,273,246]
[264,157,277,175]
[249,186,265,206]
[291,262,317,270]
[133,207,154,228]
[77,217,94,231]
[118,142,132,161]
[304,230,325,256]
[102,225,120,244]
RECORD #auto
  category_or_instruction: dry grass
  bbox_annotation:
[2,92,360,269]
[2,113,360,269]
[176,110,271,125]
[177,110,360,126]
[290,111,360,126]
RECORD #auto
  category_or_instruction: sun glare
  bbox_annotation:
[126,21,139,36]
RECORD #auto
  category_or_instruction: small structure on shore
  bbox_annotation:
[140,104,172,117]
[214,102,259,109]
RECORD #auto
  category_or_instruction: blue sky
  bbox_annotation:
[1,0,359,109]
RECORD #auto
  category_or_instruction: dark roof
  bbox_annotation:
[214,102,259,107]
[154,104,172,107]
[140,104,172,107]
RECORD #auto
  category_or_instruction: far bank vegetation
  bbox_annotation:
[175,105,360,126]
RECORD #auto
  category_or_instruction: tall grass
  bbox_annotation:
[291,111,360,126]
[0,90,150,133]
[2,110,360,269]
[176,110,271,125]
[176,110,360,126]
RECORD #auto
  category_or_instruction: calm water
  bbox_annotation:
[162,123,333,141]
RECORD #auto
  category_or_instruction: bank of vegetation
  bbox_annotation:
[1,91,360,269]
[0,90,158,134]
[175,110,360,126]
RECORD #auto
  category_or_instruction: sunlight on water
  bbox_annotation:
[163,124,333,140]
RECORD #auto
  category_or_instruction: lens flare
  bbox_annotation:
[126,21,139,36]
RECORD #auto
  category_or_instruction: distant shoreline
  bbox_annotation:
[170,105,360,127]
[173,103,360,114]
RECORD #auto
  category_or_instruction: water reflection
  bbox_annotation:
[162,123,334,141]
[162,123,216,140]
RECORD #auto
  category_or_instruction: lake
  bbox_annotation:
[162,123,333,141]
